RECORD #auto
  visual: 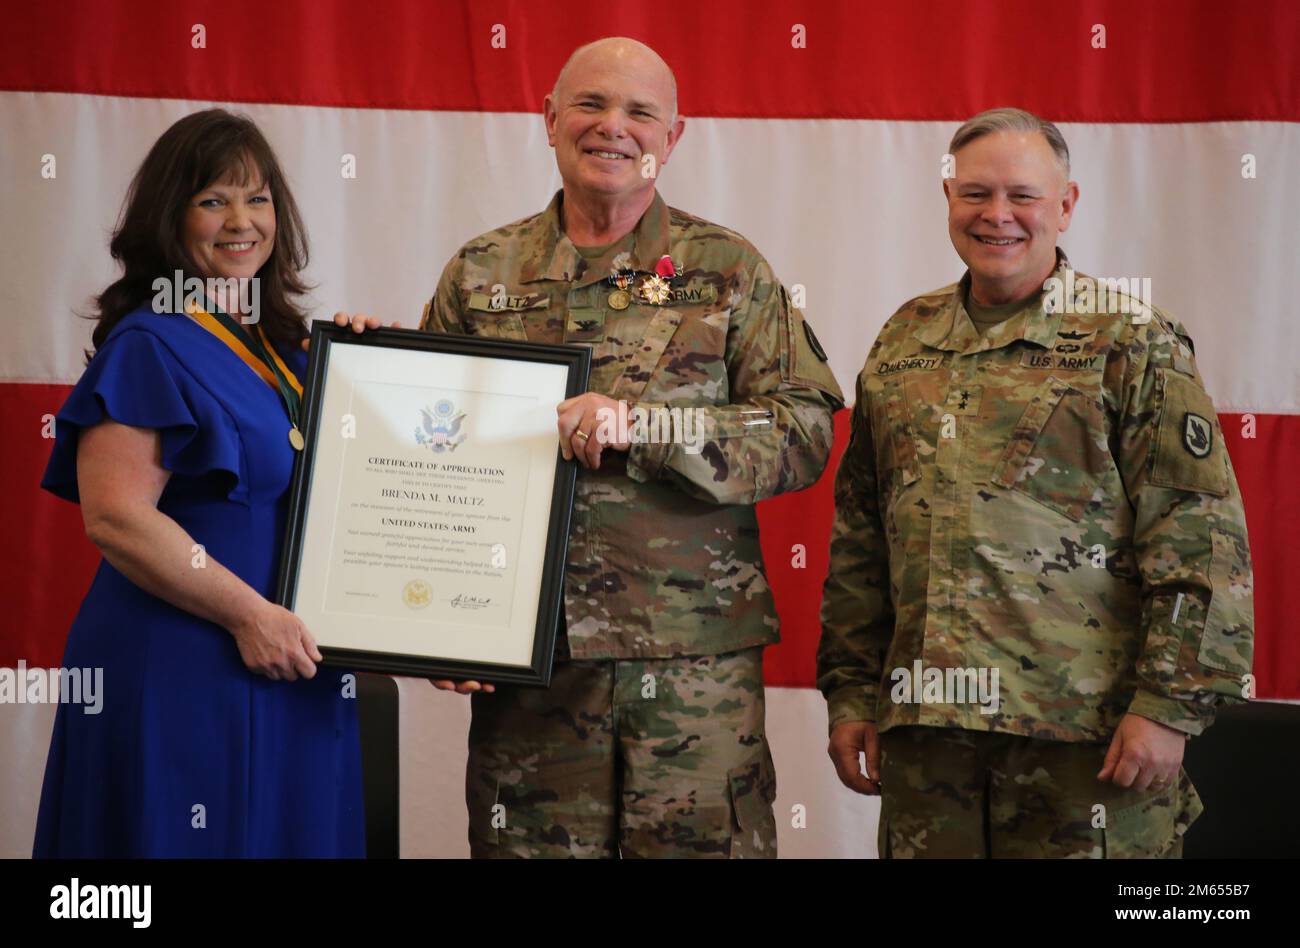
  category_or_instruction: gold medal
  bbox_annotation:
[608,288,631,311]
[288,426,305,451]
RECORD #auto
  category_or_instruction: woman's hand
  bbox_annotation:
[77,420,319,680]
[230,600,323,681]
[300,312,401,350]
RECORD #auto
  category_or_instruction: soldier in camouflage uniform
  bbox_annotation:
[422,37,843,857]
[817,108,1253,858]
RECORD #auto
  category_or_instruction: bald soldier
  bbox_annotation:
[818,108,1253,858]
[423,38,842,857]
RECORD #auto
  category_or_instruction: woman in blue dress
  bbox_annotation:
[34,109,369,857]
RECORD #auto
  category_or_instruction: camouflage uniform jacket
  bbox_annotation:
[423,190,844,659]
[817,252,1253,742]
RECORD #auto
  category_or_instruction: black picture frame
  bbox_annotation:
[275,321,590,686]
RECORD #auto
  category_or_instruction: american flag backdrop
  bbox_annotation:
[0,0,1296,857]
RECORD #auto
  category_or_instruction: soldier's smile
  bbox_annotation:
[973,235,1025,247]
[969,233,1029,260]
[583,147,635,168]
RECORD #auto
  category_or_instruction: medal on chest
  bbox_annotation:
[607,269,636,310]
[638,274,672,305]
[185,301,306,451]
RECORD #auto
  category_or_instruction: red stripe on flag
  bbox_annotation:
[1218,411,1299,702]
[0,384,101,669]
[758,410,847,690]
[3,1,1297,121]
[4,386,1295,702]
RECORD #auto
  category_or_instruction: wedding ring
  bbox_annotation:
[575,429,590,442]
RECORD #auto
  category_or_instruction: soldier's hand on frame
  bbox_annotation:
[828,720,882,795]
[556,392,630,470]
[1097,713,1185,791]
[431,679,495,695]
[301,312,402,350]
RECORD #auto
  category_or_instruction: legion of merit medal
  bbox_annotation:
[639,274,671,305]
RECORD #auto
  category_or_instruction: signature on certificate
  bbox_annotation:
[449,594,492,611]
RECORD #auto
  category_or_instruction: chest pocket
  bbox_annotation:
[991,376,1112,522]
[464,311,526,340]
[869,378,922,497]
[624,304,732,405]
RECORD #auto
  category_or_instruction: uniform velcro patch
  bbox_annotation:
[1150,371,1228,496]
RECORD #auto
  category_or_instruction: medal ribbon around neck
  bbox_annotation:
[186,303,306,448]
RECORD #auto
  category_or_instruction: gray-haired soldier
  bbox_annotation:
[818,108,1253,858]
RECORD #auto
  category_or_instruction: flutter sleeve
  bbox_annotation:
[41,326,246,503]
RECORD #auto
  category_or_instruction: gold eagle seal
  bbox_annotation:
[402,579,432,609]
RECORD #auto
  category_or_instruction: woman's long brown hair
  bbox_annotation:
[87,108,311,359]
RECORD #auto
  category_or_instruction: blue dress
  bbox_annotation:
[34,307,365,858]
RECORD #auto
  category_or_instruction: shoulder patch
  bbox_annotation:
[1183,412,1213,458]
[781,304,844,407]
[1150,370,1228,496]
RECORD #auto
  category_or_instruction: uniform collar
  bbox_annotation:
[519,189,673,288]
[915,249,1072,353]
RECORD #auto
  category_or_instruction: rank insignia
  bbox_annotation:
[1183,412,1212,458]
[639,274,671,305]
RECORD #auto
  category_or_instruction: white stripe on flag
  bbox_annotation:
[2,92,1297,411]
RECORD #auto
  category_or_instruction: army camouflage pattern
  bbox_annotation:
[818,251,1254,742]
[465,648,777,858]
[878,725,1203,858]
[424,190,843,659]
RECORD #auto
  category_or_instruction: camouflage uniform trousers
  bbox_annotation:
[466,647,777,858]
[878,725,1203,858]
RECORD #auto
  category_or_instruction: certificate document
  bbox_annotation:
[278,323,589,685]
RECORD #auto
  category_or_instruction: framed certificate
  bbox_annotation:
[276,321,590,686]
